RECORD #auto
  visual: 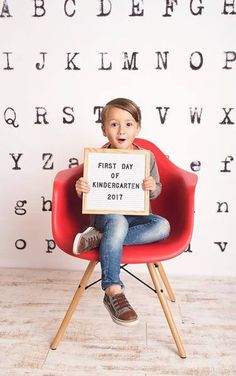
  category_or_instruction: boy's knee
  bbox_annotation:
[161,218,171,238]
[104,214,128,233]
[152,216,170,238]
[105,214,128,226]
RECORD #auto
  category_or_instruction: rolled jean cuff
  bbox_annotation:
[102,280,124,291]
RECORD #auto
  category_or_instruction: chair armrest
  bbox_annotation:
[172,169,198,242]
[151,167,198,247]
[52,165,90,253]
[177,167,198,188]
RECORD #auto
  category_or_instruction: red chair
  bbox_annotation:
[50,138,198,358]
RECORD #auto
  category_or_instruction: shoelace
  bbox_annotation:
[111,294,132,312]
[85,234,99,250]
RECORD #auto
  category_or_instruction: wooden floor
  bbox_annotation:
[0,266,235,376]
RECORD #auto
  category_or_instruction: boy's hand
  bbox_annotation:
[142,176,156,194]
[75,177,90,197]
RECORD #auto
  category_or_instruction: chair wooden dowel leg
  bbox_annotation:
[147,263,186,358]
[50,261,97,350]
[155,263,176,302]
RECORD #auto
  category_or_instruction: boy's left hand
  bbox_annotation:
[142,176,156,194]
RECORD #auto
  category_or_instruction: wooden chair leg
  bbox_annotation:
[147,263,186,358]
[155,263,176,302]
[50,261,97,350]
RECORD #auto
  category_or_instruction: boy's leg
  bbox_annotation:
[95,214,129,291]
[95,214,138,326]
[124,214,170,245]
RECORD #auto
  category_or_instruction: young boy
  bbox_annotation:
[73,98,170,326]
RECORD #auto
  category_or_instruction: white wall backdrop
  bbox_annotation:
[0,0,235,276]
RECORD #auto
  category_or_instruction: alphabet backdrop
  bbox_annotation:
[0,1,235,276]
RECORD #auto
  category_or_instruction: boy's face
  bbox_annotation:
[102,107,140,149]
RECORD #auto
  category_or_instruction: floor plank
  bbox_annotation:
[0,267,235,375]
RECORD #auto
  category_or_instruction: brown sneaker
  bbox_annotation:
[72,227,102,254]
[103,293,138,326]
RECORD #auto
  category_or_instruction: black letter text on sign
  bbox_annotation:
[82,148,150,215]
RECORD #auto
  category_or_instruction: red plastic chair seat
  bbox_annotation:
[52,138,197,264]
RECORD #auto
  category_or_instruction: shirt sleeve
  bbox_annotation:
[149,151,162,200]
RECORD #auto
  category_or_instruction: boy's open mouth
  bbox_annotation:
[118,138,126,142]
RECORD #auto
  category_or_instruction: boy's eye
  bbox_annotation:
[126,122,133,127]
[110,122,118,127]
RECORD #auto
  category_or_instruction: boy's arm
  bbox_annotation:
[149,152,162,200]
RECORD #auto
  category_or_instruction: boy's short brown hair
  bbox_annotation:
[101,98,141,125]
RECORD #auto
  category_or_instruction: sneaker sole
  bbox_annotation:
[103,300,139,327]
[72,227,94,254]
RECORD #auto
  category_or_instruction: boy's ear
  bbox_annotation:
[135,124,141,136]
[101,125,106,136]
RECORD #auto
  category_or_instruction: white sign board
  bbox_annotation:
[82,148,150,215]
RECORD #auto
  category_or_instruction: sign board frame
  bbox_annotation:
[82,148,150,215]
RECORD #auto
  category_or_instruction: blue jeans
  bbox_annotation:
[94,214,170,290]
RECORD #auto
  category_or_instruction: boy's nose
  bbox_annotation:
[119,125,126,134]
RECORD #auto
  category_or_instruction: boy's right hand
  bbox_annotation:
[75,177,90,197]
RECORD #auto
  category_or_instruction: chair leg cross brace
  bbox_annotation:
[147,263,186,358]
[120,264,157,293]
